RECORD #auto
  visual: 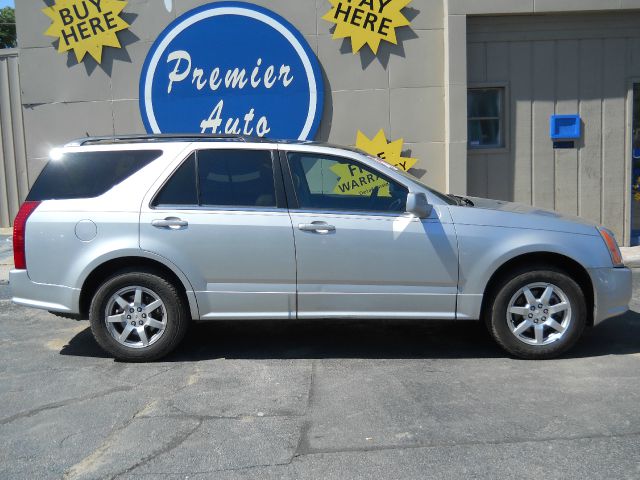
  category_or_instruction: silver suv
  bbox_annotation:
[10,134,632,361]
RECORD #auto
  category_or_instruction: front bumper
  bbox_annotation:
[590,266,633,325]
[9,269,80,314]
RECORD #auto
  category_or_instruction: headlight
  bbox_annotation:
[598,227,623,267]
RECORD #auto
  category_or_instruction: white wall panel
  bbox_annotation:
[468,12,639,243]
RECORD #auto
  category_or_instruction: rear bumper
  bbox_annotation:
[589,266,632,325]
[9,269,79,314]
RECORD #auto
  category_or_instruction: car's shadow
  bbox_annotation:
[60,310,640,361]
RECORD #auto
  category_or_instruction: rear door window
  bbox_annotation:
[197,150,276,207]
[152,153,198,206]
[27,150,162,201]
[153,149,277,208]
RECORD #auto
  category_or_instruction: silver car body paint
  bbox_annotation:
[10,141,632,326]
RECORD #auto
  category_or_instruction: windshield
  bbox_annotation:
[356,149,458,205]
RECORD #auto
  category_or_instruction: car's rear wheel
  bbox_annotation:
[89,270,189,362]
[485,267,586,359]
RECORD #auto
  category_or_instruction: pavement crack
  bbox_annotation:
[293,420,312,459]
[138,407,305,421]
[137,364,181,385]
[0,386,133,426]
[145,459,295,476]
[64,403,203,480]
[110,419,203,480]
[293,429,640,459]
[292,360,317,459]
[306,359,317,411]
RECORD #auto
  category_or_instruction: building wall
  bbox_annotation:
[13,0,640,239]
[466,12,640,243]
[15,0,449,195]
[0,49,28,228]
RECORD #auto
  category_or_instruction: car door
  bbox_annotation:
[282,149,459,319]
[140,146,296,320]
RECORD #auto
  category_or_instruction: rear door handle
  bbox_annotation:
[298,222,336,233]
[152,217,188,229]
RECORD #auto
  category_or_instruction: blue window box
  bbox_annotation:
[550,114,581,140]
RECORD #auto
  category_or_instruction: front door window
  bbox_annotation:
[287,152,408,213]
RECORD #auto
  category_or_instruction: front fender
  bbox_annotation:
[454,225,608,319]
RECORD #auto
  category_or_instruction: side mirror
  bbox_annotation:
[405,192,432,219]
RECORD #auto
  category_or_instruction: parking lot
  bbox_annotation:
[1,235,639,479]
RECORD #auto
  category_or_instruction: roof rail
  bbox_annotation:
[64,133,266,147]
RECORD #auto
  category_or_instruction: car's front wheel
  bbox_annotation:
[89,269,189,362]
[485,267,586,359]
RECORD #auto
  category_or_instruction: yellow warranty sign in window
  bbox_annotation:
[43,0,130,63]
[322,0,412,54]
[330,162,392,197]
[330,129,418,197]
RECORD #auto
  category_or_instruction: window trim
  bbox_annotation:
[281,150,410,216]
[467,83,509,154]
[150,148,286,210]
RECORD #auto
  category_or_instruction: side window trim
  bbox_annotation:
[272,150,288,209]
[278,149,299,210]
[152,148,285,211]
[194,150,202,206]
[282,150,409,215]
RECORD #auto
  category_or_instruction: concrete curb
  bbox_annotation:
[0,228,11,236]
[0,265,9,283]
[621,246,640,268]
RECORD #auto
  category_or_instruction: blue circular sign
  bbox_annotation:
[140,2,324,140]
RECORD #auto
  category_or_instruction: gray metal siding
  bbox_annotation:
[0,49,27,228]
[467,12,640,244]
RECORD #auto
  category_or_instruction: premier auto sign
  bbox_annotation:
[139,2,324,140]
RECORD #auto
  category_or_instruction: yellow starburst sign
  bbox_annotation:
[355,129,417,172]
[43,0,130,63]
[330,129,418,197]
[322,0,412,54]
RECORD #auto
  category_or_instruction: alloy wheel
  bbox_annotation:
[104,286,167,349]
[506,282,572,346]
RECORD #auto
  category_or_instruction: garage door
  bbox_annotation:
[466,12,640,244]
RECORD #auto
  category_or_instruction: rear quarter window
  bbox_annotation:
[26,150,163,201]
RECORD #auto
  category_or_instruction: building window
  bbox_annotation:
[468,87,505,149]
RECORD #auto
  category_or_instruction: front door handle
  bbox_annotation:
[298,222,336,233]
[152,217,188,229]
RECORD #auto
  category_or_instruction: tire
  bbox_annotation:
[485,267,586,359]
[89,269,189,362]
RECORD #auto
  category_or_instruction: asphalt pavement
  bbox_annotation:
[0,263,639,479]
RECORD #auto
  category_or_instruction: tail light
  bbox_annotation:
[13,201,40,270]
